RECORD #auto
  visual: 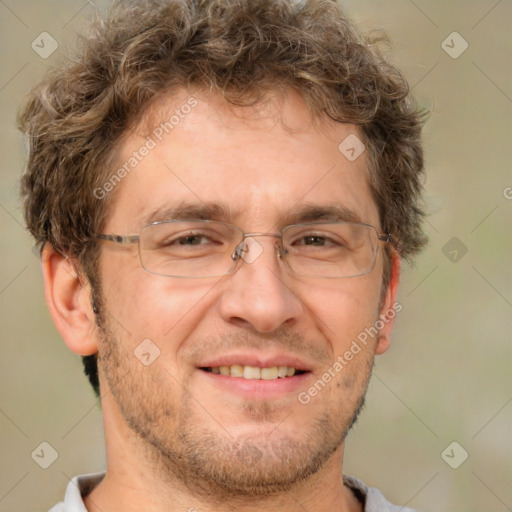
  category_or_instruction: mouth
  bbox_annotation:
[196,353,313,398]
[200,365,307,380]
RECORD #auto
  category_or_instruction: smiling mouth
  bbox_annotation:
[200,365,308,380]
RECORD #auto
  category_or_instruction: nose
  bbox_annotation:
[218,235,303,333]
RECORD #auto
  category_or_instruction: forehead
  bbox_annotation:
[104,88,379,233]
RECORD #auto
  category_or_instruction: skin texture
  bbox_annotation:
[42,88,400,512]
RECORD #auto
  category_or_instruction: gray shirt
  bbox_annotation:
[48,472,418,511]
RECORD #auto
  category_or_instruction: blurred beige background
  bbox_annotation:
[1,1,510,511]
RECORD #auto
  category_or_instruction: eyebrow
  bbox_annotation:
[140,202,231,226]
[283,203,363,225]
[139,200,364,228]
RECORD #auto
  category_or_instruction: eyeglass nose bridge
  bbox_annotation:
[231,232,285,264]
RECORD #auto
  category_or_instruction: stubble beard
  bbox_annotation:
[94,296,373,500]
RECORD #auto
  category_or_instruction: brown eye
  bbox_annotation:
[177,235,209,245]
[302,236,326,246]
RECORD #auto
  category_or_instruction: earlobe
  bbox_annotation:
[41,244,99,356]
[375,250,401,355]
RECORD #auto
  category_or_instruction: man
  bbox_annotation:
[19,0,427,510]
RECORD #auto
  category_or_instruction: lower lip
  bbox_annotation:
[197,369,312,399]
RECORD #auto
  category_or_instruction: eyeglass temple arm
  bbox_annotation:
[377,233,392,243]
[93,234,140,245]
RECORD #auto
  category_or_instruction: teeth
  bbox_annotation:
[243,366,260,379]
[207,365,298,380]
[261,367,278,380]
[230,365,244,377]
[278,366,288,378]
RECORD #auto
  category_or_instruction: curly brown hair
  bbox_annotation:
[18,0,428,397]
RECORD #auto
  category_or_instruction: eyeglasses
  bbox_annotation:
[93,219,391,278]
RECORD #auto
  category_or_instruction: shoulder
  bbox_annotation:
[343,474,419,512]
[47,472,105,512]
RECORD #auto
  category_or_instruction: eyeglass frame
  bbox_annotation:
[92,219,392,279]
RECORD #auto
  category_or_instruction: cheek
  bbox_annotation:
[100,253,220,350]
[298,272,382,354]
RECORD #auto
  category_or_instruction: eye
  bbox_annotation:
[156,230,223,249]
[176,234,211,245]
[301,235,330,246]
[292,233,346,248]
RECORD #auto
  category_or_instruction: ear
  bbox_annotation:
[41,244,99,356]
[374,250,401,355]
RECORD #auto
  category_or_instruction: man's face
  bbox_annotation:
[94,89,392,495]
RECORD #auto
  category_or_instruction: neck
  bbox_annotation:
[84,394,362,512]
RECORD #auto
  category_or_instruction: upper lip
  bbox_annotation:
[197,352,311,372]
